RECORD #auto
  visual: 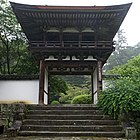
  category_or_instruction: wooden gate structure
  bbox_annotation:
[11,2,131,105]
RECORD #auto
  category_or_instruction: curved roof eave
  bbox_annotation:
[10,2,132,41]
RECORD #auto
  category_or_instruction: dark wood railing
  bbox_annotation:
[29,41,114,48]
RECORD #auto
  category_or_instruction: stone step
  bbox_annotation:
[18,131,125,138]
[26,114,112,120]
[23,119,120,126]
[27,105,98,111]
[21,125,123,132]
[28,110,103,115]
[19,105,125,138]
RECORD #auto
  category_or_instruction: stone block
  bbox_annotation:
[125,127,137,139]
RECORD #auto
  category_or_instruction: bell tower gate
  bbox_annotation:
[11,2,131,104]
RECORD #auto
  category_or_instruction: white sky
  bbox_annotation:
[9,0,139,46]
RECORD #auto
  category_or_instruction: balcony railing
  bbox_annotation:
[29,41,114,48]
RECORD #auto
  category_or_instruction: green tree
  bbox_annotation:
[0,0,38,74]
[49,76,68,103]
[0,0,23,74]
[61,75,90,87]
[14,49,38,75]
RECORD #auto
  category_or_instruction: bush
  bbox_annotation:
[71,94,92,104]
[102,55,140,130]
[51,100,60,105]
[59,85,90,104]
[98,77,140,119]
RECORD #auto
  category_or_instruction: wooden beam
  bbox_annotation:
[49,71,92,75]
[39,60,45,105]
[45,60,97,67]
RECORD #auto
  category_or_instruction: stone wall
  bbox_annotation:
[0,103,27,134]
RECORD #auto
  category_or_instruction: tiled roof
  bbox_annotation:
[0,75,39,80]
[10,2,132,41]
[0,74,119,80]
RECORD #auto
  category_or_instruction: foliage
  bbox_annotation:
[14,50,38,74]
[59,75,91,104]
[71,94,92,104]
[98,77,140,119]
[51,100,60,105]
[108,54,140,76]
[0,0,38,74]
[0,0,23,74]
[61,75,91,88]
[49,76,68,102]
[59,85,90,104]
[99,55,140,119]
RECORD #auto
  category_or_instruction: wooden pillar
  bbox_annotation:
[92,67,98,104]
[91,60,102,104]
[44,68,49,104]
[38,60,45,105]
[47,74,50,104]
[97,60,103,92]
[91,74,94,104]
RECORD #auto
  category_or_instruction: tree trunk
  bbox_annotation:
[6,44,10,74]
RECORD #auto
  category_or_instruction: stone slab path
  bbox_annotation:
[0,136,128,140]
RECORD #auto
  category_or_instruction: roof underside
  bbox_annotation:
[11,2,131,41]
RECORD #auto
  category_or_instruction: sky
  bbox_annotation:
[9,0,140,46]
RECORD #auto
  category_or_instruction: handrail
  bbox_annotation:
[29,41,113,44]
[29,41,113,48]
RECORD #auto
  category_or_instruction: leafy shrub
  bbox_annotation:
[101,54,140,131]
[98,77,140,119]
[71,94,92,104]
[51,100,60,105]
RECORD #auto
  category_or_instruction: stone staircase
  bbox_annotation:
[19,105,125,138]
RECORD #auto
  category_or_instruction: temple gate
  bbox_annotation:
[11,2,131,105]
